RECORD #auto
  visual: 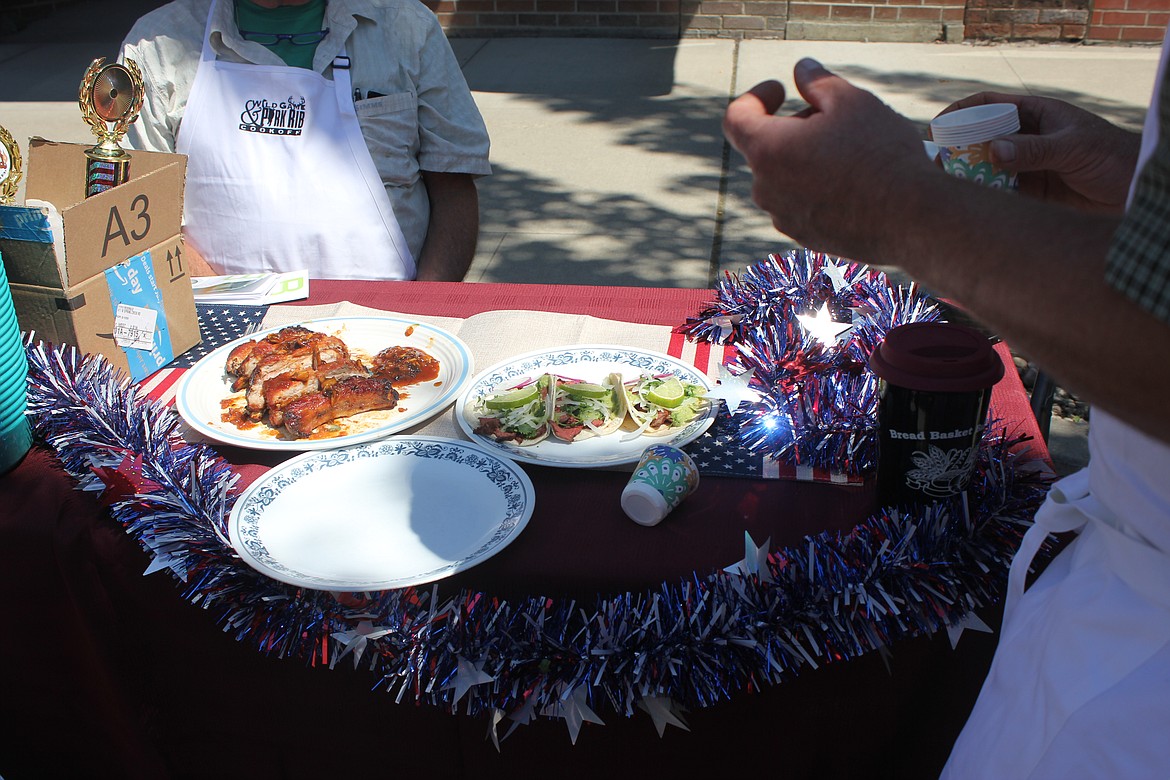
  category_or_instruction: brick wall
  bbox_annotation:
[784,0,966,41]
[426,0,682,36]
[686,0,789,37]
[422,0,1169,41]
[965,0,1091,41]
[1089,0,1170,40]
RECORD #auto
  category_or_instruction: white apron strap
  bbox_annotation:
[328,55,414,274]
[1004,469,1090,624]
[198,0,218,64]
[1007,465,1170,624]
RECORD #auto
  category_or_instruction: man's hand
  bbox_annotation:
[724,59,1170,446]
[723,59,932,261]
[939,92,1141,213]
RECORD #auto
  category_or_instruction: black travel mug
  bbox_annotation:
[869,322,1004,507]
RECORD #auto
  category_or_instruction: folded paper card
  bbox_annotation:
[192,271,309,305]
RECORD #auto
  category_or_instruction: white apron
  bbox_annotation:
[942,31,1170,777]
[176,0,414,280]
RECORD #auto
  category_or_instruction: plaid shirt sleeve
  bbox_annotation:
[1106,69,1170,326]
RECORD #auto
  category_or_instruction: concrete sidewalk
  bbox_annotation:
[1,3,1162,472]
[463,37,1159,287]
[1,6,1160,286]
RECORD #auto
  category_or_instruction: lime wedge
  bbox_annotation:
[561,381,609,399]
[484,384,540,410]
[645,377,684,408]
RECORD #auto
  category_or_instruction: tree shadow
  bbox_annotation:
[460,38,681,98]
[467,50,1152,287]
[0,0,170,101]
[473,161,724,287]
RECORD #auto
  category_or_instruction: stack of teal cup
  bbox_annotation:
[0,254,31,475]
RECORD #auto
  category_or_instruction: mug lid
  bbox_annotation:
[868,321,1004,392]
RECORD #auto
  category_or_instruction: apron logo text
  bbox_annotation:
[239,96,307,136]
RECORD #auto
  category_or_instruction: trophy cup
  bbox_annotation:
[0,124,21,206]
[78,57,144,198]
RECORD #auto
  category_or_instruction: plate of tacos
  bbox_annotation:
[456,345,716,467]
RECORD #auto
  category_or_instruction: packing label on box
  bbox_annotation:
[104,250,176,380]
[113,304,158,351]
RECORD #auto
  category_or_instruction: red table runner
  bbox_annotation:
[0,281,1048,779]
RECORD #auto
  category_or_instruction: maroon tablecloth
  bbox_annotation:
[0,281,1046,779]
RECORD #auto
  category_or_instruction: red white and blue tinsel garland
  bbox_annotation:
[679,250,942,475]
[22,251,1051,746]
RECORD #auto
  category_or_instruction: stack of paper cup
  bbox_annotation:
[930,103,1021,190]
[0,256,31,475]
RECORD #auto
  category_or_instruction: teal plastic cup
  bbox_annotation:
[0,404,26,433]
[0,370,27,407]
[0,342,27,374]
[0,332,26,361]
[0,340,30,475]
[0,369,26,400]
[0,257,32,474]
[0,351,28,400]
[0,348,24,374]
[0,412,31,474]
[0,312,20,335]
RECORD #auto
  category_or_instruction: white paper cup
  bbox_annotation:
[621,444,700,526]
[930,104,1021,190]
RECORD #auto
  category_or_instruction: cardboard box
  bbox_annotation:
[0,138,200,381]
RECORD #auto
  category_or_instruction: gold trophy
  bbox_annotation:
[78,57,144,198]
[0,124,21,206]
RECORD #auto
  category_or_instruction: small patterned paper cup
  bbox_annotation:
[937,141,1018,190]
[621,444,700,526]
[930,103,1020,191]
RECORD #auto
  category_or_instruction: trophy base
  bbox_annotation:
[84,152,130,198]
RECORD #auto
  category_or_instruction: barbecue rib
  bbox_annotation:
[222,325,437,438]
[242,332,350,418]
[264,358,370,428]
[371,346,441,385]
[282,376,400,438]
[226,326,327,390]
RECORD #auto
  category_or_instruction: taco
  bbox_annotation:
[549,373,627,442]
[621,374,710,437]
[470,374,555,446]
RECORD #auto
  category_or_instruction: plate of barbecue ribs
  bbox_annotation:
[175,317,473,451]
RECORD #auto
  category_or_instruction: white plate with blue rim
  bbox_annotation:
[455,344,716,468]
[229,436,535,591]
[176,316,472,451]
